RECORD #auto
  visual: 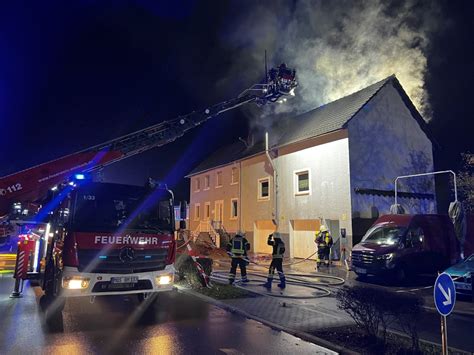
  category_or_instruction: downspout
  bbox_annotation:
[265,132,278,227]
[239,161,242,231]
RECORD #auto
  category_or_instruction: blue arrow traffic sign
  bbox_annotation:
[434,273,456,316]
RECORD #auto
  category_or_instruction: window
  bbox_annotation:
[194,203,201,220]
[231,167,239,185]
[406,227,424,248]
[194,177,201,192]
[230,198,238,219]
[295,169,310,195]
[258,178,270,200]
[216,171,223,187]
[204,202,210,220]
[204,175,210,190]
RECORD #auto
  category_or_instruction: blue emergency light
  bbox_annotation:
[74,173,86,180]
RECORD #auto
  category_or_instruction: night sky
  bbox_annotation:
[1,1,473,203]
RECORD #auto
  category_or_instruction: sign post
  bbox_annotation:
[434,273,456,355]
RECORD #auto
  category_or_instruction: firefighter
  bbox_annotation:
[315,225,333,268]
[263,232,286,289]
[226,230,250,285]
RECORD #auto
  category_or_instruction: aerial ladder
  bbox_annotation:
[0,63,297,220]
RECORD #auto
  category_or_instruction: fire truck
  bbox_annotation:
[0,63,297,315]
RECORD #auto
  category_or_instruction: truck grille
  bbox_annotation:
[77,249,169,274]
[351,251,375,265]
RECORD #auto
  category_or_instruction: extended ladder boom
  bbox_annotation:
[0,63,297,217]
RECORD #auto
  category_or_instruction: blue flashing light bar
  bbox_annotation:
[74,173,86,180]
[144,255,152,259]
[99,255,108,260]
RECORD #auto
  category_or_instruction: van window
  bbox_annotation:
[406,227,423,248]
[362,225,406,245]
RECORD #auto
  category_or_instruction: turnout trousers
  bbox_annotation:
[229,257,248,284]
[267,258,285,287]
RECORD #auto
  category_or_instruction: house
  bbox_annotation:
[186,76,437,258]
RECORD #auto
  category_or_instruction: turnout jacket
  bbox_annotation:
[227,235,250,256]
[268,235,285,259]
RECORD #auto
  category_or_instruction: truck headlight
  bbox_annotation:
[62,276,90,289]
[156,275,173,285]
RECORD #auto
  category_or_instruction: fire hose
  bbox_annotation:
[212,253,345,299]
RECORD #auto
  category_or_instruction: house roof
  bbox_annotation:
[276,75,393,147]
[187,75,432,177]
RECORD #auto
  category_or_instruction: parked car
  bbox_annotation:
[444,254,474,297]
[351,214,459,282]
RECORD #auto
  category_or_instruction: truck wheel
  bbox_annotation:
[40,294,65,327]
[137,292,158,304]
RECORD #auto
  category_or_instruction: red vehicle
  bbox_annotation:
[351,214,460,282]
[40,178,176,311]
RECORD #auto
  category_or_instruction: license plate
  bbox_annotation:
[111,276,139,284]
[355,267,367,274]
[455,282,472,291]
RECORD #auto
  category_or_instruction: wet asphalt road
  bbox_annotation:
[0,276,328,355]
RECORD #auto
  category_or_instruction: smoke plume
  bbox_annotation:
[220,0,442,130]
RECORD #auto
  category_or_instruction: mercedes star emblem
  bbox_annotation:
[119,247,135,263]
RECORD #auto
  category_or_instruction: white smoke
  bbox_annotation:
[220,0,442,129]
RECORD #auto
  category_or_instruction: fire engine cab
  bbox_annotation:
[40,175,176,311]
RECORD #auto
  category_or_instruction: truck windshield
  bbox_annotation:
[71,184,173,233]
[361,225,406,245]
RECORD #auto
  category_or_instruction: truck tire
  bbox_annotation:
[137,292,158,304]
[40,294,65,328]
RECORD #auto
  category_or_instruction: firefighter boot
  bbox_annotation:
[277,277,286,289]
[262,278,272,289]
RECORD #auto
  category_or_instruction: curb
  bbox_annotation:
[388,329,473,355]
[177,286,359,355]
[423,305,474,318]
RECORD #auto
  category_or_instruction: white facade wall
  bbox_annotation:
[275,137,353,253]
[348,82,436,244]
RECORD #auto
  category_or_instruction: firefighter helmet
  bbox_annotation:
[319,225,328,232]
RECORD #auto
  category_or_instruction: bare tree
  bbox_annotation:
[458,152,474,213]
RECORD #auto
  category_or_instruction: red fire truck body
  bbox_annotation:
[43,180,176,302]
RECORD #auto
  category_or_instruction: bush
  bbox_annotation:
[336,286,394,350]
[336,286,424,354]
[175,253,213,288]
[388,293,424,354]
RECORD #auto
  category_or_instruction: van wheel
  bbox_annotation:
[393,266,406,284]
